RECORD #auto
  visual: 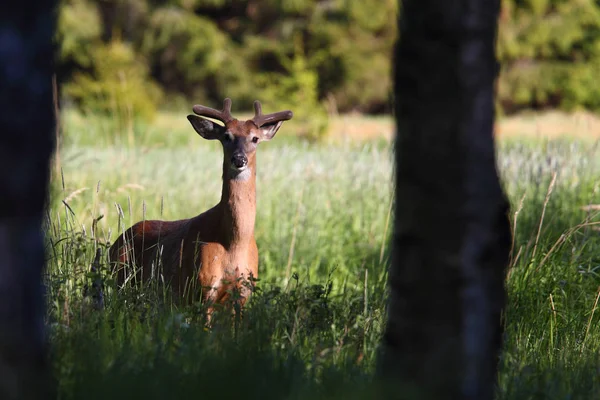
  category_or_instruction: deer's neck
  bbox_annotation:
[218,162,257,247]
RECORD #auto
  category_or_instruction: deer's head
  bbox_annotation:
[187,98,293,180]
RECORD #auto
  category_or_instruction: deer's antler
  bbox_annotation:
[193,98,234,124]
[251,100,293,127]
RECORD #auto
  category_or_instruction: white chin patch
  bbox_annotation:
[230,166,251,181]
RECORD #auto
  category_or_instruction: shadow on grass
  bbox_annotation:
[47,237,389,400]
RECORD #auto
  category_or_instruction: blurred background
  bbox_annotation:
[56,0,600,143]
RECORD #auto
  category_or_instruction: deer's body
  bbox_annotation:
[109,100,292,311]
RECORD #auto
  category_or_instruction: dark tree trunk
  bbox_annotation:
[377,1,511,399]
[0,3,58,400]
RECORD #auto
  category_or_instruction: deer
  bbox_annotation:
[108,98,293,319]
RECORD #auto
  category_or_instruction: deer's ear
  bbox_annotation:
[187,115,225,140]
[258,121,284,141]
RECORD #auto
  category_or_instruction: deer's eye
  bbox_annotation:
[252,137,259,144]
[224,133,233,142]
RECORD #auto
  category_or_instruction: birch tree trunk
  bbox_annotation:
[0,3,58,399]
[377,1,511,399]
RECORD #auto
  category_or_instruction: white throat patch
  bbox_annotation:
[231,166,252,181]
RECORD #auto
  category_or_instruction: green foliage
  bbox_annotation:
[64,39,163,129]
[57,0,398,120]
[56,0,600,123]
[141,7,250,104]
[498,0,600,113]
[562,59,600,111]
[57,0,102,67]
[254,36,329,141]
[306,0,396,113]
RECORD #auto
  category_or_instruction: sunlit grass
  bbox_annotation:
[48,110,600,399]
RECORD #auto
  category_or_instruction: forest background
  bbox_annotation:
[58,0,600,140]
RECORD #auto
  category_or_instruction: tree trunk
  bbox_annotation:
[0,3,58,400]
[377,1,511,399]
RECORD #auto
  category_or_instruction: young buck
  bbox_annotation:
[109,98,293,315]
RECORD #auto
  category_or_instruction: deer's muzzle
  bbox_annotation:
[231,153,248,169]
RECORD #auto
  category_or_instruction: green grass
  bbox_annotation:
[47,111,600,399]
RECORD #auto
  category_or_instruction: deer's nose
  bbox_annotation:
[231,153,248,169]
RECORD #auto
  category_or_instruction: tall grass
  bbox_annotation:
[47,112,600,399]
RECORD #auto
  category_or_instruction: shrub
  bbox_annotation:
[64,38,163,128]
[254,36,329,142]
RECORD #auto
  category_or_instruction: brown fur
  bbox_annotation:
[109,102,291,317]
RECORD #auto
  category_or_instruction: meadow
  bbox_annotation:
[46,109,600,399]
